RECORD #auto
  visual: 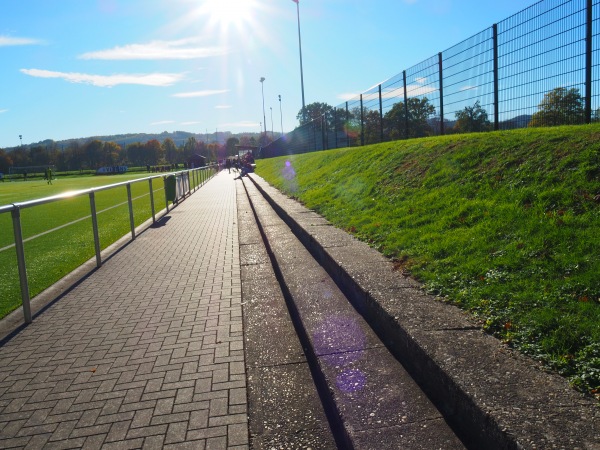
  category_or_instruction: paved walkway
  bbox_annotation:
[0,172,247,449]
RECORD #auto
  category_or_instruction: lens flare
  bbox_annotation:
[336,368,367,393]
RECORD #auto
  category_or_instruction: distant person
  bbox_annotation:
[226,158,232,173]
[234,160,254,180]
[47,168,53,184]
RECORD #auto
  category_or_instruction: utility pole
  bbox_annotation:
[260,77,267,135]
[279,95,283,136]
[292,0,306,123]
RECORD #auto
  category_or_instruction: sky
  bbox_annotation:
[0,0,530,148]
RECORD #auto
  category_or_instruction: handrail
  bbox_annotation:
[1,164,219,325]
[0,168,212,212]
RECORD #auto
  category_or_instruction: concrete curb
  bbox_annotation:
[248,173,599,450]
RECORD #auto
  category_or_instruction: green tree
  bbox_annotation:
[529,87,585,127]
[103,142,122,166]
[29,145,50,166]
[126,142,145,166]
[145,139,164,165]
[9,147,30,167]
[453,101,491,133]
[297,102,334,126]
[183,137,197,160]
[384,97,436,139]
[163,138,179,163]
[356,108,382,145]
[64,141,84,171]
[225,137,239,157]
[84,140,104,169]
[0,149,13,173]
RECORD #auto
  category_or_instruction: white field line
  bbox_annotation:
[0,191,153,254]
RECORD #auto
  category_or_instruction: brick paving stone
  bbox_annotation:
[0,172,247,449]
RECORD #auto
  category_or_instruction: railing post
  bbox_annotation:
[438,52,445,135]
[493,24,500,131]
[11,206,32,324]
[148,178,156,223]
[403,70,409,139]
[379,84,384,142]
[585,0,593,123]
[360,94,364,146]
[164,177,169,213]
[126,184,135,240]
[89,192,102,268]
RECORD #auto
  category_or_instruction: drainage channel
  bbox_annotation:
[239,177,466,450]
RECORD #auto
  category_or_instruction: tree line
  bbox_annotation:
[294,87,595,144]
[0,134,270,174]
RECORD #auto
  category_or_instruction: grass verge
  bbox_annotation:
[255,124,600,398]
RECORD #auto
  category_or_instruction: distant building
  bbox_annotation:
[188,154,206,168]
[235,145,259,159]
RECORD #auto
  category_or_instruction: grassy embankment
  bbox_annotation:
[255,124,600,397]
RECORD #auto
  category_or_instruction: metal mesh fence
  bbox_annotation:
[262,0,598,158]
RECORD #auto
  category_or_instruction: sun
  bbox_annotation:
[200,0,257,31]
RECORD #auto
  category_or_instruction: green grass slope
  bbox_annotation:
[256,124,600,397]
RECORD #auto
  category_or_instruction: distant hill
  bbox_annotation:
[4,130,262,151]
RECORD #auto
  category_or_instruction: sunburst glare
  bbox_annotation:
[200,0,257,31]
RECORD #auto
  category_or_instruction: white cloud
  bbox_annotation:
[0,109,7,114]
[172,89,229,98]
[0,36,43,47]
[20,69,184,87]
[337,83,437,103]
[219,121,259,128]
[215,105,232,109]
[151,120,175,126]
[337,93,360,102]
[460,85,478,92]
[79,39,229,60]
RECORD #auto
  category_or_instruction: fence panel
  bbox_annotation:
[381,72,406,141]
[442,28,495,132]
[497,0,588,128]
[263,0,599,157]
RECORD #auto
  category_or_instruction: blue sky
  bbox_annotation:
[0,0,528,148]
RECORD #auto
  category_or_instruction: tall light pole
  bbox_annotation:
[260,77,267,135]
[19,135,22,147]
[292,0,306,123]
[278,95,283,136]
[270,107,273,137]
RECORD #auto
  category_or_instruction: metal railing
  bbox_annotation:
[263,0,600,157]
[0,165,219,324]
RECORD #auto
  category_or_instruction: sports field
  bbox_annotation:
[0,170,209,320]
